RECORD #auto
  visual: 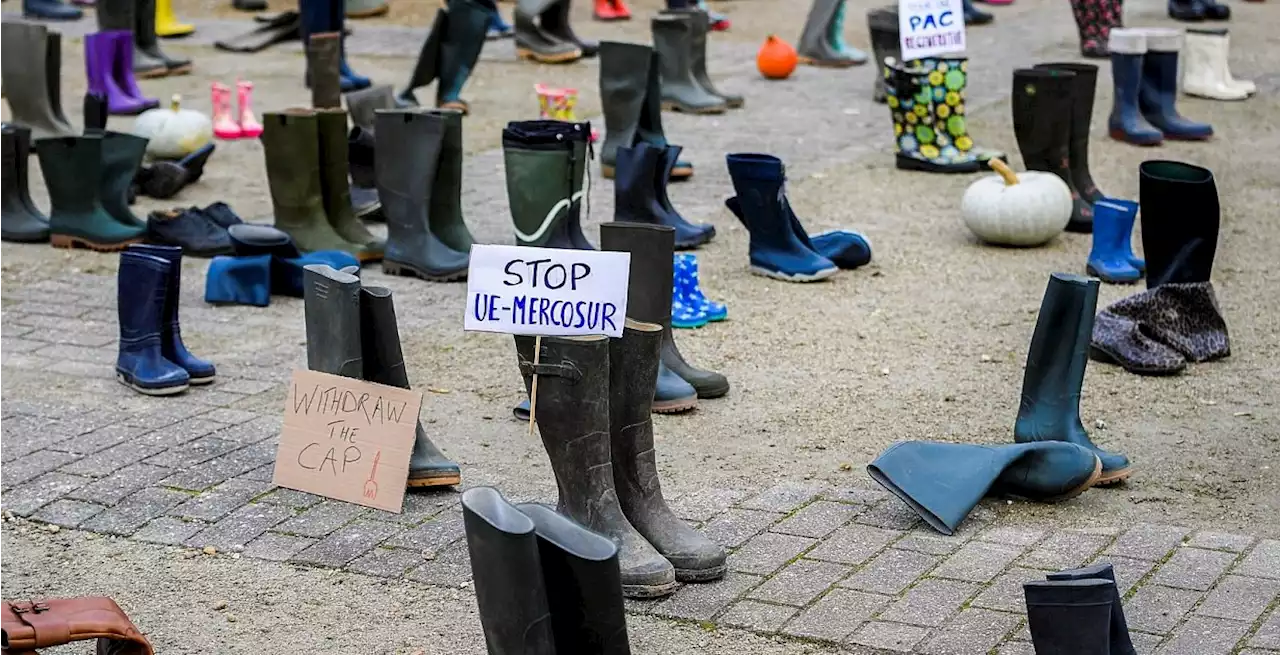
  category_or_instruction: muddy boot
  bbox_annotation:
[437,0,491,113]
[503,120,593,249]
[1139,161,1219,288]
[614,143,712,249]
[516,503,630,652]
[2,125,50,244]
[599,223,700,412]
[262,110,367,259]
[37,136,145,251]
[798,0,867,67]
[652,13,726,114]
[307,33,345,108]
[514,333,678,598]
[303,264,364,379]
[344,84,396,130]
[397,8,445,107]
[461,488,558,654]
[1068,0,1119,58]
[662,7,741,108]
[1046,564,1138,655]
[1138,29,1213,141]
[884,58,1006,174]
[317,109,384,260]
[867,7,900,103]
[541,0,599,57]
[427,109,478,252]
[1106,30,1163,146]
[1012,69,1093,234]
[1,22,77,139]
[360,286,462,487]
[97,0,169,78]
[116,250,191,395]
[100,132,150,229]
[599,41,692,181]
[1023,580,1115,654]
[375,111,470,281]
[515,0,583,64]
[127,244,217,383]
[136,0,192,75]
[1034,63,1106,203]
[1015,273,1132,485]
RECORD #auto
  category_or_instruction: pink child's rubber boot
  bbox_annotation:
[212,82,242,140]
[237,80,263,138]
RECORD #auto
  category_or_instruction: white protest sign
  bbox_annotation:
[464,244,630,338]
[899,0,966,61]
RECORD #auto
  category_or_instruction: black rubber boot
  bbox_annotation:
[1046,564,1138,655]
[84,93,110,133]
[317,109,384,259]
[515,0,583,64]
[396,8,444,106]
[1034,63,1106,204]
[460,487,557,655]
[1,22,78,139]
[347,125,379,219]
[613,143,713,249]
[599,41,692,181]
[1011,68,1093,233]
[503,120,593,250]
[662,7,742,108]
[136,0,192,74]
[302,264,364,379]
[652,13,726,114]
[428,109,477,253]
[436,0,491,113]
[100,132,150,229]
[1,125,50,244]
[867,7,900,103]
[1139,161,1219,288]
[37,136,146,251]
[96,0,168,77]
[516,503,631,653]
[1023,579,1114,654]
[513,334,678,598]
[374,111,470,281]
[541,0,599,57]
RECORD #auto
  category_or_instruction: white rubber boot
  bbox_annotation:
[1182,29,1249,100]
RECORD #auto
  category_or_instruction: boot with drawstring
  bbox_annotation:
[798,0,868,67]
[614,143,714,249]
[599,41,693,181]
[316,109,385,260]
[2,125,51,244]
[1012,68,1093,233]
[1,22,78,139]
[652,13,726,114]
[503,120,594,250]
[515,0,584,63]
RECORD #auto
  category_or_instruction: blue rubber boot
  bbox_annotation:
[1086,202,1143,284]
[676,253,727,321]
[1139,29,1213,141]
[724,197,872,269]
[128,244,217,384]
[1106,29,1164,146]
[22,0,82,20]
[116,250,190,395]
[725,153,838,282]
[486,8,514,39]
[1100,198,1144,272]
[615,143,714,249]
[672,255,711,328]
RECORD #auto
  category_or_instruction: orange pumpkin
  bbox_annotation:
[757,35,798,80]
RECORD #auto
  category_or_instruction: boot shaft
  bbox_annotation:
[306,32,344,109]
[1,126,28,201]
[726,153,788,238]
[651,14,696,84]
[503,119,587,248]
[1011,68,1076,167]
[798,0,842,59]
[438,0,490,104]
[1019,273,1099,409]
[117,250,172,345]
[1137,28,1182,110]
[600,222,675,325]
[613,143,665,223]
[1139,160,1218,287]
[99,131,148,224]
[608,320,663,437]
[95,0,135,32]
[427,108,476,251]
[374,110,445,242]
[1023,579,1114,654]
[35,135,107,213]
[302,264,364,378]
[599,41,666,167]
[315,108,357,225]
[357,285,411,389]
[262,110,330,228]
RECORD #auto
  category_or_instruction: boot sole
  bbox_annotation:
[515,48,582,64]
[661,101,727,115]
[593,15,630,21]
[51,234,144,252]
[137,68,170,79]
[652,396,698,414]
[675,564,727,582]
[1085,264,1141,284]
[356,251,384,264]
[117,373,189,396]
[165,64,193,77]
[693,381,730,400]
[1183,89,1249,101]
[750,265,838,283]
[798,56,861,68]
[622,580,680,599]
[1108,129,1163,146]
[382,260,467,282]
[189,375,217,385]
[1094,466,1132,486]
[406,472,462,488]
[1161,132,1214,142]
[1041,456,1104,502]
[346,5,389,17]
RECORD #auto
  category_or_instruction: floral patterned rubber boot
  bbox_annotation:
[884,57,1006,174]
[675,253,727,323]
[1070,0,1120,58]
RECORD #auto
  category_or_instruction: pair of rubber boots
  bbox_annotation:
[725,153,872,283]
[514,317,727,597]
[1087,199,1146,284]
[261,108,384,263]
[117,244,217,395]
[614,142,714,249]
[798,0,868,68]
[302,264,463,487]
[398,0,492,113]
[1167,0,1229,20]
[868,273,1131,535]
[462,487,631,654]
[883,57,1008,174]
[1180,28,1256,101]
[1108,28,1213,145]
[2,125,52,244]
[96,0,191,78]
[301,0,369,100]
[599,42,695,181]
[1025,563,1137,655]
[85,30,162,116]
[652,9,742,114]
[35,131,152,251]
[1,22,78,140]
[515,0,594,64]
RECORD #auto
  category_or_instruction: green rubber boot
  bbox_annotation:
[100,132,149,229]
[427,109,477,253]
[37,135,145,251]
[316,109,384,260]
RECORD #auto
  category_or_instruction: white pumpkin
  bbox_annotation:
[960,160,1073,247]
[132,94,213,159]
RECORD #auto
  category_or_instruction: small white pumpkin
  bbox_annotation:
[132,94,213,159]
[960,160,1073,247]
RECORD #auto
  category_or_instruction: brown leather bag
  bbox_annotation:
[1,598,153,655]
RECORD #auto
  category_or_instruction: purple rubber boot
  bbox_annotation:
[86,32,148,116]
[107,30,159,114]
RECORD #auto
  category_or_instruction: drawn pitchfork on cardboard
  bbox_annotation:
[363,450,381,499]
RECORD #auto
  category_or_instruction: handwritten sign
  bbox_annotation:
[899,0,966,61]
[271,369,422,513]
[463,244,631,338]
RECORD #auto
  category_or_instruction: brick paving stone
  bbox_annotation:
[385,511,464,553]
[782,588,889,641]
[0,415,63,462]
[996,642,1037,655]
[1124,585,1203,633]
[719,600,798,632]
[1196,575,1280,622]
[348,547,430,578]
[700,508,783,548]
[652,572,762,621]
[1101,555,1160,595]
[840,548,940,595]
[669,488,751,522]
[218,379,277,395]
[1251,608,1280,649]
[243,532,318,562]
[2,472,90,515]
[379,494,456,526]
[161,442,278,491]
[1021,530,1113,570]
[256,488,325,509]
[79,487,190,536]
[133,517,207,545]
[883,578,980,627]
[52,424,152,455]
[406,542,473,588]
[1107,524,1190,561]
[237,465,274,483]
[187,503,295,551]
[120,404,210,430]
[820,487,889,505]
[1236,540,1280,580]
[747,559,851,606]
[30,499,106,528]
[47,359,110,377]
[738,482,826,514]
[1131,632,1163,654]
[770,501,861,538]
[145,436,242,468]
[847,621,930,652]
[1157,615,1249,655]
[728,532,816,575]
[917,608,1022,655]
[136,418,225,449]
[292,520,402,568]
[207,416,280,443]
[933,541,1025,583]
[170,479,274,522]
[1151,547,1239,591]
[971,567,1046,613]
[58,443,165,477]
[893,532,967,556]
[36,343,114,365]
[200,408,261,425]
[807,524,902,565]
[1187,531,1254,553]
[65,464,172,504]
[3,450,82,486]
[977,526,1046,547]
[853,501,924,530]
[276,501,370,538]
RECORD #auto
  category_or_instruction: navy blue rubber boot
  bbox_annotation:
[725,153,837,282]
[1106,29,1164,146]
[1139,29,1213,141]
[1086,200,1142,284]
[116,250,190,395]
[615,143,714,249]
[128,244,217,384]
[22,0,82,20]
[724,197,872,269]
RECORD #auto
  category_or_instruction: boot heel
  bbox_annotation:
[383,260,466,282]
[1108,128,1163,146]
[116,371,189,396]
[600,163,616,179]
[51,233,141,252]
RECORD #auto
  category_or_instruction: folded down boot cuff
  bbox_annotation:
[1093,281,1229,363]
[1108,28,1148,54]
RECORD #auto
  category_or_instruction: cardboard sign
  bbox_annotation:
[463,244,631,338]
[899,0,966,61]
[272,369,422,513]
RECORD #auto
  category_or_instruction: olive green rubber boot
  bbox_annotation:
[36,135,145,251]
[316,108,384,260]
[427,109,477,253]
[100,132,149,229]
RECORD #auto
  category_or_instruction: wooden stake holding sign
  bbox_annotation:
[528,336,542,436]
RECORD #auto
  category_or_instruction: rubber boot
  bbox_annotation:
[1199,0,1230,19]
[542,0,599,57]
[1086,200,1142,283]
[1139,29,1213,140]
[1015,273,1132,485]
[515,0,584,64]
[600,223,720,405]
[347,126,381,219]
[155,0,195,37]
[661,8,742,108]
[1023,579,1114,654]
[97,0,168,78]
[86,32,145,116]
[461,488,558,655]
[1167,0,1206,20]
[1,125,51,244]
[1046,564,1138,655]
[428,109,477,253]
[867,7,900,103]
[96,132,148,232]
[37,136,146,251]
[726,153,838,282]
[396,8,445,106]
[375,111,470,281]
[344,84,396,131]
[116,250,191,395]
[1106,29,1163,146]
[652,13,727,114]
[599,41,692,181]
[261,110,367,259]
[614,144,713,249]
[676,254,727,321]
[1068,0,1119,57]
[302,264,364,379]
[513,334,679,598]
[723,195,872,270]
[1033,63,1106,203]
[317,109,385,259]
[437,0,492,112]
[1181,28,1249,100]
[1139,161,1218,288]
[1188,29,1254,95]
[962,0,993,24]
[136,0,192,74]
[1099,198,1144,271]
[1012,69,1093,233]
[127,244,217,383]
[301,0,370,94]
[503,120,593,250]
[594,0,630,20]
[22,0,83,19]
[307,33,345,108]
[1,22,77,140]
[798,0,867,67]
[610,320,728,580]
[516,503,631,654]
[107,31,162,113]
[360,286,463,487]
[884,58,1006,174]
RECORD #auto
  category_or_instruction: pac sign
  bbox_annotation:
[898,0,967,61]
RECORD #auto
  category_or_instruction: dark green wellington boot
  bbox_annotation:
[100,132,149,229]
[437,0,492,113]
[1015,273,1132,485]
[1,22,77,139]
[317,109,384,260]
[37,136,145,251]
[867,6,901,103]
[651,14,727,114]
[611,319,728,581]
[136,0,192,75]
[302,264,363,378]
[96,0,167,77]
[461,488,557,655]
[662,8,742,108]
[599,41,693,181]
[396,8,444,107]
[427,109,478,253]
[541,0,599,57]
[514,334,678,599]
[503,120,594,250]
[515,0,584,64]
[1012,69,1093,233]
[2,125,51,244]
[798,0,868,67]
[261,110,367,259]
[375,111,470,281]
[516,503,630,654]
[360,285,462,487]
[884,58,1006,174]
